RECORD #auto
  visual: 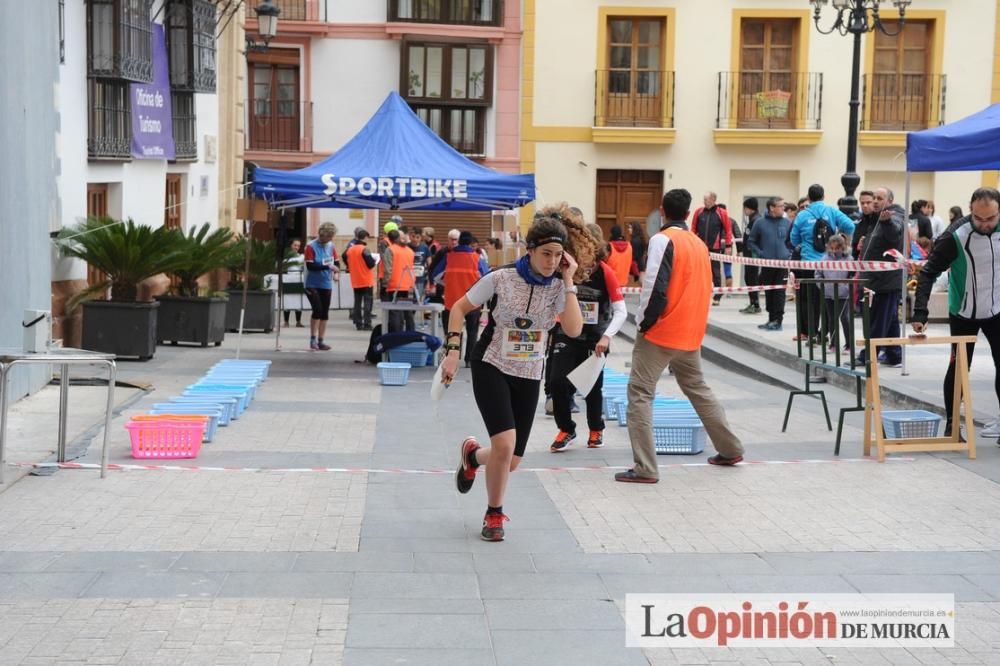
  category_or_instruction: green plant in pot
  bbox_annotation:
[56,217,187,360]
[156,223,235,347]
[224,236,290,332]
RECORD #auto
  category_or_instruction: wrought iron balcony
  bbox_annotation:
[88,79,131,160]
[594,70,674,128]
[172,92,197,161]
[860,73,946,131]
[387,0,503,27]
[716,71,823,130]
[268,0,322,21]
[246,99,314,153]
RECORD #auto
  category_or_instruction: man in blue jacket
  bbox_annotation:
[790,184,855,342]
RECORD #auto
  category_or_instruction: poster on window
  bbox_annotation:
[131,23,175,160]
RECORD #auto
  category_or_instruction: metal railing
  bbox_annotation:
[594,70,674,128]
[271,0,318,21]
[387,0,503,26]
[172,92,197,160]
[860,73,946,131]
[88,79,131,159]
[716,71,823,130]
[245,100,313,153]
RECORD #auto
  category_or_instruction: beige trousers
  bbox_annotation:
[626,334,744,479]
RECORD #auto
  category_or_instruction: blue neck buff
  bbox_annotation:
[516,254,556,286]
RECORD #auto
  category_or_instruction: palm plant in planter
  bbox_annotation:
[56,217,187,360]
[224,236,289,332]
[157,223,235,347]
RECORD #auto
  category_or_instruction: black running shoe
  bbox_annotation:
[455,436,480,494]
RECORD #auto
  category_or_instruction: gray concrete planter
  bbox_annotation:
[156,296,227,347]
[81,300,159,360]
[225,289,275,332]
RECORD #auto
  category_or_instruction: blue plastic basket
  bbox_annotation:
[653,420,707,455]
[213,360,271,378]
[148,408,221,442]
[378,362,412,386]
[387,342,431,367]
[881,410,943,438]
[182,389,249,415]
[163,397,236,424]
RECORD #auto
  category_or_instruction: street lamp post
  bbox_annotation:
[809,0,911,217]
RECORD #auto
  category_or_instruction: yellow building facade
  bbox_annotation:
[522,0,999,234]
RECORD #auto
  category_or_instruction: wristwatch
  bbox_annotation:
[565,284,578,295]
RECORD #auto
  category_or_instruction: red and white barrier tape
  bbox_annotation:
[883,248,928,267]
[621,284,789,295]
[708,252,906,272]
[7,458,914,475]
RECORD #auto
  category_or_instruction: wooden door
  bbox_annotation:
[605,17,663,127]
[165,175,182,229]
[871,21,929,130]
[249,56,300,151]
[595,170,663,240]
[738,19,797,128]
[86,184,109,291]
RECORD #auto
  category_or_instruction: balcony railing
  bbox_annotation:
[246,100,313,153]
[595,70,674,128]
[716,71,823,130]
[388,0,503,27]
[270,0,320,21]
[861,73,946,131]
[88,79,131,159]
[172,91,197,161]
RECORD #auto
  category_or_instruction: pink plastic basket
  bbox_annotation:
[124,419,205,459]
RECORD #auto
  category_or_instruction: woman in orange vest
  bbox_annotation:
[381,229,416,332]
[431,230,490,366]
[606,224,632,285]
[343,227,376,330]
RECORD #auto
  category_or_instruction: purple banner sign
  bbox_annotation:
[131,23,175,160]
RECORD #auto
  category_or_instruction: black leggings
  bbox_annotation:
[471,360,540,457]
[305,288,332,320]
[944,314,1000,422]
[550,337,604,435]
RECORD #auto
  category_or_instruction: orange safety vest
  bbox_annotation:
[386,244,415,293]
[641,227,712,351]
[607,241,632,285]
[344,243,375,289]
[444,249,482,310]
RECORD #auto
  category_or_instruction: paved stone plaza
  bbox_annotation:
[1,304,999,665]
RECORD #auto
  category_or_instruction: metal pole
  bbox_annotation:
[101,361,116,479]
[236,220,252,360]
[0,364,8,484]
[57,364,69,462]
[902,172,912,375]
[837,23,863,218]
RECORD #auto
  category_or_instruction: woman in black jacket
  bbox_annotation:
[628,221,648,283]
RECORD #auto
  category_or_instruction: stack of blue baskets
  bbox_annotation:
[147,359,271,442]
[601,368,705,455]
[377,342,435,386]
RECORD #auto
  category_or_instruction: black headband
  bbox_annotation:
[526,235,566,248]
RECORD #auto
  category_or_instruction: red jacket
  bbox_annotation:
[691,206,734,251]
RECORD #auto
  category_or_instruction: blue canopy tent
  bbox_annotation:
[906,102,1000,172]
[251,92,535,211]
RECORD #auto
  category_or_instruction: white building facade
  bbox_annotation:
[54,0,222,344]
